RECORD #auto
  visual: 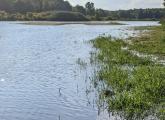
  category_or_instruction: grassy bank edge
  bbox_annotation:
[90,23,165,119]
[22,21,126,26]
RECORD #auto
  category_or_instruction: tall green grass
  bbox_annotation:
[128,23,165,56]
[91,36,165,119]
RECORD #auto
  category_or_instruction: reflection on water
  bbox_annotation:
[0,21,159,120]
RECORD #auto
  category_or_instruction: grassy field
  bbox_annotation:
[91,23,165,119]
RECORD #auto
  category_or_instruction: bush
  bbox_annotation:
[45,11,89,21]
[0,11,89,21]
[91,36,165,119]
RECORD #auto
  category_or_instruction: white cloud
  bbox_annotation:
[67,0,163,10]
[128,0,163,9]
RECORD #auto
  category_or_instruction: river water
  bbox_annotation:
[0,21,159,120]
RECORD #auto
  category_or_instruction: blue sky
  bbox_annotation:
[68,0,164,10]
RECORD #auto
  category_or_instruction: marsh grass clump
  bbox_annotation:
[105,66,165,119]
[128,25,165,56]
[76,58,87,68]
[91,36,154,66]
[91,35,165,119]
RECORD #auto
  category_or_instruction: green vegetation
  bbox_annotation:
[91,24,165,119]
[24,21,125,26]
[36,11,88,21]
[76,58,87,69]
[128,23,165,56]
[0,11,88,21]
[0,0,72,12]
[0,0,164,21]
[108,8,165,21]
[92,37,154,66]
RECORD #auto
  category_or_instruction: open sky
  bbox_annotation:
[68,0,164,10]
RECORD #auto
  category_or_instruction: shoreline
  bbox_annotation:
[90,23,165,120]
[21,21,127,26]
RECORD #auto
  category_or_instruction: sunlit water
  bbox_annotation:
[0,21,159,120]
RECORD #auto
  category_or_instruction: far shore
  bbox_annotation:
[21,21,127,26]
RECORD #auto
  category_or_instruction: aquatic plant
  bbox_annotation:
[128,25,165,56]
[91,34,165,119]
[76,58,87,68]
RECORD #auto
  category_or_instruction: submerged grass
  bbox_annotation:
[91,24,165,119]
[92,37,154,66]
[128,24,165,56]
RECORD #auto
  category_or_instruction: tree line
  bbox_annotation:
[0,0,164,21]
[108,8,165,20]
[0,0,72,12]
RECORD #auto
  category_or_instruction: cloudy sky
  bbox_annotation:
[68,0,164,10]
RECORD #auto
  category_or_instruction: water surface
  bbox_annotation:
[0,21,159,120]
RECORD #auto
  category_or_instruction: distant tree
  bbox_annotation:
[0,0,165,21]
[72,5,86,15]
[95,9,107,17]
[63,1,72,11]
[0,0,73,12]
[37,0,44,12]
[0,0,13,12]
[51,0,72,11]
[85,2,95,16]
[14,0,34,13]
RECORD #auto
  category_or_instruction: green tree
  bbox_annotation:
[72,5,86,15]
[37,0,44,12]
[0,0,13,12]
[95,9,107,17]
[85,2,95,16]
[50,0,72,11]
[14,0,34,13]
[62,1,72,11]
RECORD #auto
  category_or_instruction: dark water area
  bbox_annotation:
[0,21,159,120]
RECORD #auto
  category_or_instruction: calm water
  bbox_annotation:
[0,21,159,120]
